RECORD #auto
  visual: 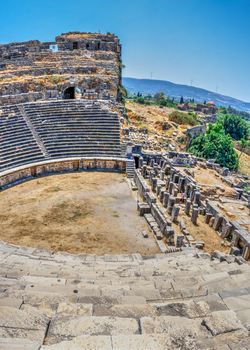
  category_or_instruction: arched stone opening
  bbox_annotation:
[63,87,75,99]
[63,86,82,100]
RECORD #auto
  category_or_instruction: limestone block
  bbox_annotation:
[236,309,250,330]
[0,306,49,330]
[167,196,175,215]
[155,300,210,318]
[93,304,157,318]
[209,217,215,227]
[48,316,139,339]
[202,310,244,336]
[205,213,213,224]
[191,208,199,225]
[171,205,180,223]
[141,315,208,338]
[163,192,169,208]
[213,215,223,231]
[185,199,191,216]
[56,303,93,317]
[41,335,112,350]
[0,338,41,350]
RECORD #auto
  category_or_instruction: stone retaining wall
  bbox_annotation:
[0,157,126,189]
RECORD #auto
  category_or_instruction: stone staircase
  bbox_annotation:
[18,105,50,158]
[126,159,135,178]
[0,241,249,349]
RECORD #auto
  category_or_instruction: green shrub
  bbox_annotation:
[189,123,239,170]
[218,113,250,140]
[169,111,198,126]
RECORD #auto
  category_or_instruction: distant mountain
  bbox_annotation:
[123,77,250,113]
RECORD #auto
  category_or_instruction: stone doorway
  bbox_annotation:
[63,87,75,99]
[134,156,140,169]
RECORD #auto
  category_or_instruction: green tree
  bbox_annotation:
[218,114,250,140]
[154,92,165,103]
[189,123,239,170]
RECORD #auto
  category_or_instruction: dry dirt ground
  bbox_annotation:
[193,167,236,198]
[124,101,189,151]
[237,150,250,177]
[0,172,159,255]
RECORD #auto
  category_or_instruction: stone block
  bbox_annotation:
[141,316,208,338]
[202,310,244,336]
[191,208,199,225]
[213,215,224,231]
[205,213,213,224]
[41,335,112,349]
[48,316,139,340]
[185,199,191,216]
[236,309,250,330]
[0,338,41,350]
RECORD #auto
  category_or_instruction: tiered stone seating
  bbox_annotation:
[0,105,45,170]
[24,100,121,159]
[0,241,249,349]
[0,100,122,172]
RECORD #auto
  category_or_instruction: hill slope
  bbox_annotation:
[123,77,250,113]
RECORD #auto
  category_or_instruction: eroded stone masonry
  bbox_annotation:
[132,150,250,261]
[0,32,121,104]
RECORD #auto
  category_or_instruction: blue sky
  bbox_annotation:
[0,0,250,101]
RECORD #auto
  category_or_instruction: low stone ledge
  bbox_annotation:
[0,157,126,190]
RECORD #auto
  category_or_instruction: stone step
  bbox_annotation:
[0,338,41,350]
[38,334,213,350]
[46,316,139,344]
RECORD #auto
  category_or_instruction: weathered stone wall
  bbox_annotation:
[0,32,121,104]
[0,157,126,189]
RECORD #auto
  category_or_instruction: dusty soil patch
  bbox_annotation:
[237,150,250,177]
[0,172,159,255]
[180,213,230,254]
[177,166,236,198]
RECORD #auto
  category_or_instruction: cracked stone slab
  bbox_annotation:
[219,287,250,299]
[23,291,78,306]
[0,327,46,344]
[42,335,113,349]
[0,297,23,308]
[202,310,245,336]
[222,294,250,311]
[47,316,139,343]
[21,303,56,318]
[0,337,41,350]
[56,302,93,317]
[41,334,202,350]
[196,294,228,312]
[140,316,209,338]
[236,309,250,330]
[119,296,146,304]
[112,334,201,350]
[21,276,66,287]
[124,287,161,300]
[229,336,250,350]
[155,300,210,318]
[93,304,157,318]
[0,306,49,329]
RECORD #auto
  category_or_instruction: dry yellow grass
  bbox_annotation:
[236,150,250,177]
[125,101,190,151]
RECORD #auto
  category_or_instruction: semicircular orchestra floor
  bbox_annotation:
[0,172,159,255]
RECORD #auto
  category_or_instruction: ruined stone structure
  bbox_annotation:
[0,32,121,104]
[133,152,250,261]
